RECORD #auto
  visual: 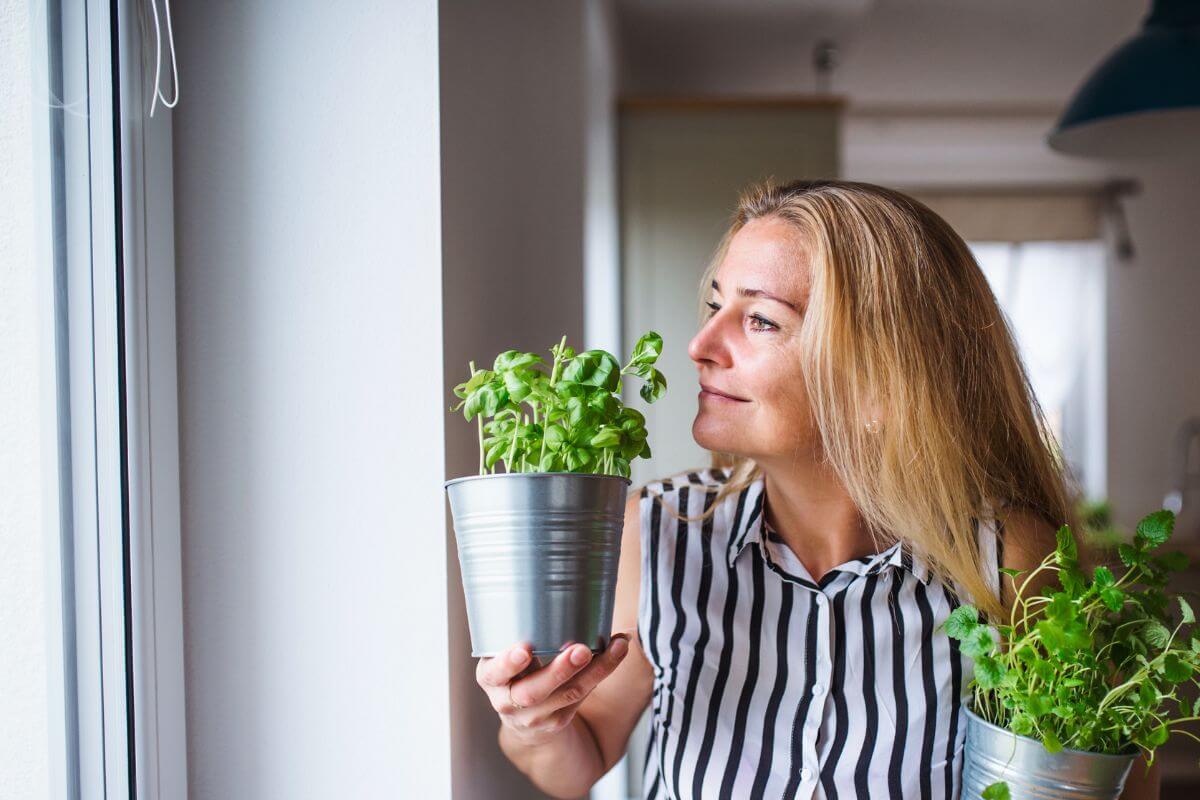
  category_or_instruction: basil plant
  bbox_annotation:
[449,332,666,479]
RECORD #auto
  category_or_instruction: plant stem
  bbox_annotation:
[505,416,520,471]
[477,415,484,474]
[550,335,567,386]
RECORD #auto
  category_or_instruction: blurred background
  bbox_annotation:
[445,2,1200,793]
[3,0,1198,798]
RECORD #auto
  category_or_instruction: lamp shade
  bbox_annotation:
[1047,0,1200,158]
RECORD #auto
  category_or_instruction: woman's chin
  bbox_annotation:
[692,419,743,456]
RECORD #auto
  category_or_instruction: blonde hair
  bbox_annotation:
[642,178,1077,620]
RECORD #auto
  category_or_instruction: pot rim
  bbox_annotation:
[964,705,1139,761]
[444,471,633,489]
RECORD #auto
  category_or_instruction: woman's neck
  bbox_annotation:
[761,460,878,584]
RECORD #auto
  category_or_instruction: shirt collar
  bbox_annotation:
[724,476,934,586]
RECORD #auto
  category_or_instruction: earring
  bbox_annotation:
[864,419,882,434]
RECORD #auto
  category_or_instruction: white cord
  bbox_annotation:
[149,0,179,117]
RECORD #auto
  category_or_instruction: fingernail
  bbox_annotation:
[510,648,528,665]
[570,645,591,666]
[611,637,628,658]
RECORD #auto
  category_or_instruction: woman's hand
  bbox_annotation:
[475,633,631,747]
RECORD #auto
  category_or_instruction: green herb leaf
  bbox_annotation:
[1028,693,1054,717]
[1138,724,1169,749]
[1119,543,1143,567]
[1180,597,1195,625]
[1135,510,1175,549]
[1055,524,1078,563]
[1042,728,1063,753]
[561,350,621,392]
[1100,587,1125,612]
[1010,712,1035,736]
[981,781,1011,800]
[1032,659,1055,684]
[1141,620,1171,648]
[943,605,980,639]
[588,426,622,448]
[639,368,667,404]
[628,331,663,366]
[961,627,997,659]
[974,655,1006,689]
[1163,653,1193,683]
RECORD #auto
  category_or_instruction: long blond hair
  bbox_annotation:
[645,178,1077,619]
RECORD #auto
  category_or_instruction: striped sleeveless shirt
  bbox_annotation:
[635,468,1002,800]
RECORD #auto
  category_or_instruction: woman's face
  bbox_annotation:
[687,216,819,464]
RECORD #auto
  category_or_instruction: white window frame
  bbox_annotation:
[34,0,187,797]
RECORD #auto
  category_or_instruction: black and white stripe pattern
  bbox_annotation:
[636,468,1000,800]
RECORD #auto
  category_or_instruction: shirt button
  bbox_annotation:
[800,767,813,781]
[812,683,824,696]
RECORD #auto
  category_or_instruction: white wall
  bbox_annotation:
[616,0,1200,532]
[171,2,450,798]
[0,0,50,797]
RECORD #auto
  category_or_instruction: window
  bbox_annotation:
[969,240,1108,499]
[14,0,188,796]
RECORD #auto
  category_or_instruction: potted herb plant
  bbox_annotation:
[444,332,666,661]
[946,508,1200,799]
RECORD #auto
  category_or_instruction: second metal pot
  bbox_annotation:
[961,706,1137,800]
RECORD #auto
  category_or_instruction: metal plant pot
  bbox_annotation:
[444,472,630,660]
[962,707,1137,800]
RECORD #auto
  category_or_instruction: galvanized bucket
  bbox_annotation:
[962,707,1137,800]
[444,472,631,660]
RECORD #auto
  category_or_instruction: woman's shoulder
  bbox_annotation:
[636,466,735,504]
[634,467,746,526]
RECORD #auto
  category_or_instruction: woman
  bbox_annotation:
[474,179,1158,799]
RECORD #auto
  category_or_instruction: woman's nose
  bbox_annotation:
[688,316,730,367]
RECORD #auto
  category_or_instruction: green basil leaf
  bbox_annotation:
[544,424,568,451]
[639,369,667,403]
[629,331,663,366]
[561,350,621,392]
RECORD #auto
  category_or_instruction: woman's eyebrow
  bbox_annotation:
[711,279,799,313]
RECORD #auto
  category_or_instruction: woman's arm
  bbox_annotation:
[1120,756,1161,800]
[575,492,655,773]
[494,493,654,797]
[998,510,1161,800]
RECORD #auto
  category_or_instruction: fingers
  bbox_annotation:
[507,642,596,710]
[540,633,630,712]
[476,642,534,689]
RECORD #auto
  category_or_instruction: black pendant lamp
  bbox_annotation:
[1047,0,1200,158]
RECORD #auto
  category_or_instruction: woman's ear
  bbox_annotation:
[861,396,886,434]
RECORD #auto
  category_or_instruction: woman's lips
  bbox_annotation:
[699,386,748,403]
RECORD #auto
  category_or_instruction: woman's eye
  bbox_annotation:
[705,301,776,332]
[748,314,777,332]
